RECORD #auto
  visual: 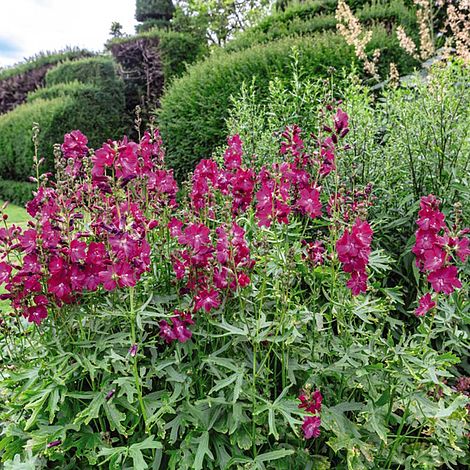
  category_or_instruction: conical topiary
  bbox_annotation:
[135,0,176,24]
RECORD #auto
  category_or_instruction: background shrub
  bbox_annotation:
[226,0,416,52]
[45,56,119,87]
[0,48,92,115]
[0,180,35,206]
[157,29,416,180]
[0,57,126,191]
[107,29,208,114]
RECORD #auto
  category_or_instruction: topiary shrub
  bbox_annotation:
[0,180,35,206]
[0,73,125,188]
[226,0,416,52]
[45,56,119,87]
[107,29,208,113]
[0,48,93,115]
[157,29,416,180]
[136,0,176,29]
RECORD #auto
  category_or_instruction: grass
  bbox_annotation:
[0,202,29,314]
[1,201,29,227]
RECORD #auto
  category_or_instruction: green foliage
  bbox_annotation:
[0,48,93,81]
[27,81,91,103]
[0,55,126,189]
[136,0,176,23]
[226,0,416,52]
[45,57,119,87]
[108,28,208,81]
[0,182,35,207]
[158,29,416,180]
[0,82,125,182]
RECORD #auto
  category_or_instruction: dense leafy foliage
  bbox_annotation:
[0,62,469,467]
[0,181,35,206]
[107,29,208,114]
[45,57,119,88]
[0,57,125,202]
[136,0,176,25]
[0,48,93,115]
[157,28,416,181]
[226,0,416,52]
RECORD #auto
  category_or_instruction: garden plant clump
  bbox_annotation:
[0,79,468,468]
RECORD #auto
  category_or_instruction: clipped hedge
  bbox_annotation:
[107,29,208,113]
[158,32,357,180]
[158,28,418,180]
[226,0,416,52]
[0,58,125,192]
[45,56,119,87]
[0,180,35,206]
[0,48,92,115]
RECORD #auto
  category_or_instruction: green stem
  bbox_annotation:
[129,288,149,434]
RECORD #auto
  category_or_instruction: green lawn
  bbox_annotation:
[0,202,29,314]
[1,201,29,227]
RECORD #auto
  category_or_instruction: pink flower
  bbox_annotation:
[298,389,322,414]
[422,247,447,272]
[62,130,88,159]
[337,219,373,295]
[415,293,436,317]
[0,262,12,284]
[224,134,243,170]
[427,266,462,294]
[48,273,72,301]
[302,416,321,439]
[159,320,177,343]
[19,229,37,254]
[334,108,349,134]
[297,187,322,219]
[194,289,221,312]
[171,317,193,343]
[455,236,470,263]
[346,270,368,296]
[304,241,325,266]
[69,239,87,263]
[115,141,139,179]
[129,344,138,357]
[92,143,115,177]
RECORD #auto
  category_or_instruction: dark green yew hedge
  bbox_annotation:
[157,29,416,181]
[0,57,125,203]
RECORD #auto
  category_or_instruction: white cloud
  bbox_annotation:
[0,0,137,67]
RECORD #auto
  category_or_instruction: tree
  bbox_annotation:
[174,0,274,45]
[109,21,124,39]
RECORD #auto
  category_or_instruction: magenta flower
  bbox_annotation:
[415,293,436,317]
[171,317,193,343]
[455,236,470,263]
[427,266,462,294]
[0,262,12,284]
[129,344,138,357]
[334,108,349,134]
[302,416,321,439]
[298,389,322,414]
[297,187,322,219]
[336,219,373,295]
[194,289,221,313]
[69,239,87,263]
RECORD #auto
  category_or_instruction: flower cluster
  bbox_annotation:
[298,387,323,439]
[412,195,468,316]
[169,220,254,316]
[255,109,350,228]
[336,218,373,295]
[190,135,256,216]
[160,310,194,344]
[0,129,177,325]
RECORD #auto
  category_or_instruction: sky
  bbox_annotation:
[0,0,137,67]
